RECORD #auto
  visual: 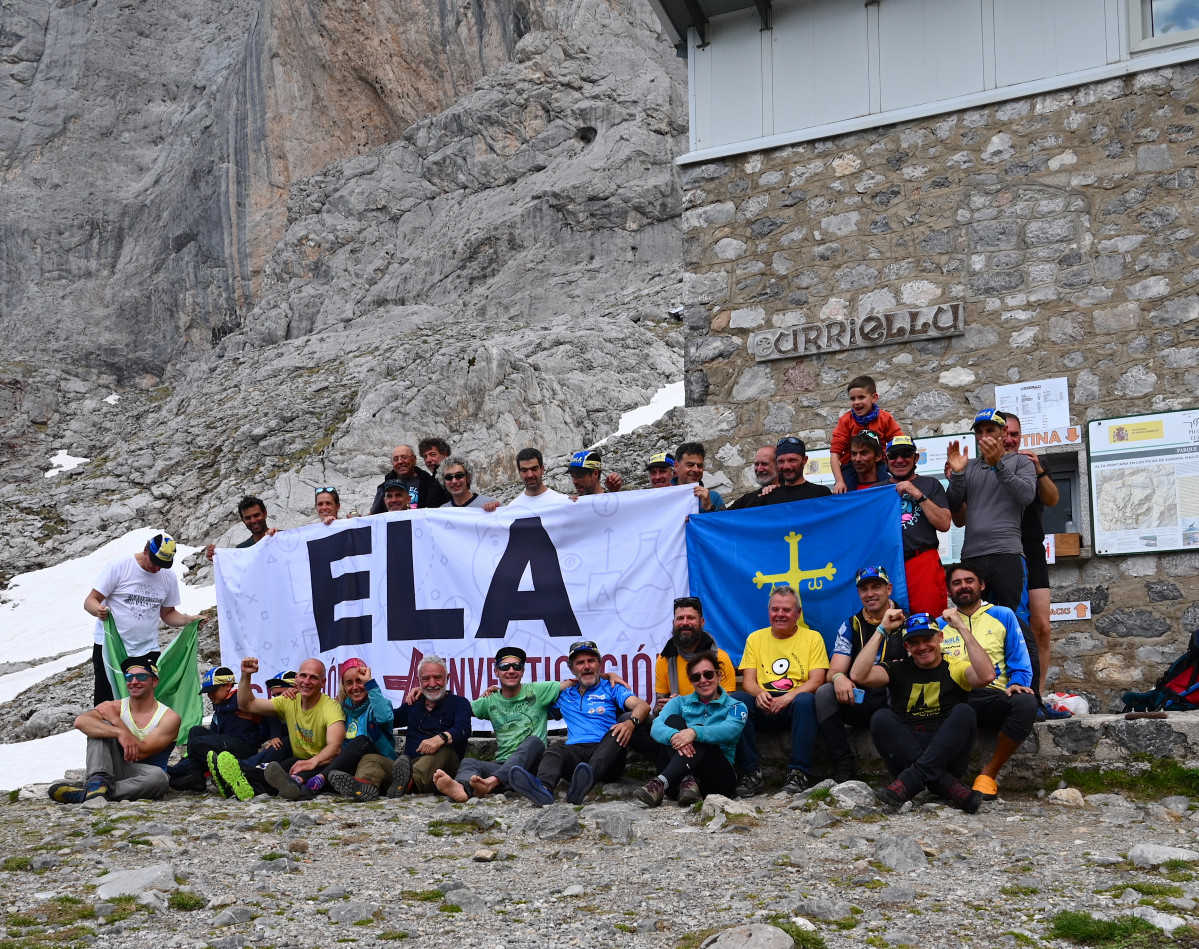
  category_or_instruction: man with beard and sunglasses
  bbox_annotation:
[938,562,1036,802]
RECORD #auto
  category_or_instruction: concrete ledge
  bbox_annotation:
[452,714,1199,791]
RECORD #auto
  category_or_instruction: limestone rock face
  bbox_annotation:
[0,0,557,379]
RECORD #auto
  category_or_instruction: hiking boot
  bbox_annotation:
[508,766,554,806]
[782,769,813,794]
[971,774,999,800]
[48,782,88,804]
[213,752,255,801]
[386,756,412,799]
[83,774,112,801]
[676,776,702,807]
[875,778,913,810]
[945,779,983,814]
[169,771,207,794]
[565,762,596,805]
[734,770,764,798]
[328,770,379,802]
[635,777,666,808]
[264,762,305,801]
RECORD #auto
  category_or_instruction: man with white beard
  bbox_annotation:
[729,446,777,510]
[388,656,472,796]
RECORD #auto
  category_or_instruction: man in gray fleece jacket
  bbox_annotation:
[944,408,1037,614]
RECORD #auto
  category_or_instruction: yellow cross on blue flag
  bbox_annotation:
[685,488,910,663]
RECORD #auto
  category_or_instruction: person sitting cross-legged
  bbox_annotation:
[636,651,748,807]
[849,610,995,814]
[50,655,181,804]
[324,659,397,802]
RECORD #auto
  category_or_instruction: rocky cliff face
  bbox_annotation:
[1,0,688,579]
[0,0,559,379]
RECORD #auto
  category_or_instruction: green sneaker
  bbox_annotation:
[207,751,231,798]
[214,752,255,801]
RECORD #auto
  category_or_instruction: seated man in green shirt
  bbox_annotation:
[433,647,560,802]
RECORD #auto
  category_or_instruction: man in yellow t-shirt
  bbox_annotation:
[212,656,346,801]
[731,584,828,798]
[653,597,736,711]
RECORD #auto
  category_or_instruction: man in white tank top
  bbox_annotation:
[48,655,181,804]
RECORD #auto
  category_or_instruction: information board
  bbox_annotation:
[1089,409,1199,556]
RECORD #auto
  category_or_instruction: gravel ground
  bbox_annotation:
[4,778,1199,949]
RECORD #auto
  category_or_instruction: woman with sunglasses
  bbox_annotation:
[315,487,341,525]
[438,456,498,509]
[636,650,747,807]
[324,659,397,802]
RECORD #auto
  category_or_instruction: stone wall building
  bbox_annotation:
[659,3,1199,709]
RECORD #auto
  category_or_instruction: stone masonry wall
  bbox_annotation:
[679,61,1199,711]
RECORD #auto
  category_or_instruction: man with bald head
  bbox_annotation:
[209,657,346,800]
[729,446,777,510]
[369,444,450,513]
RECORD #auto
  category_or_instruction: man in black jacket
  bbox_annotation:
[369,444,450,513]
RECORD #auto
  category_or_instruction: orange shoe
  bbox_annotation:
[972,774,999,799]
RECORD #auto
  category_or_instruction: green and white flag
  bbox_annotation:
[102,617,203,742]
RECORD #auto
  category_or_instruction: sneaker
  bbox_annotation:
[328,770,379,803]
[565,762,595,805]
[48,782,87,804]
[782,769,813,795]
[734,770,764,798]
[83,774,112,801]
[971,774,999,800]
[169,771,208,794]
[676,776,702,807]
[264,762,305,801]
[386,756,413,799]
[875,778,913,810]
[945,779,983,814]
[635,777,666,808]
[214,752,255,802]
[508,766,554,806]
[208,752,231,798]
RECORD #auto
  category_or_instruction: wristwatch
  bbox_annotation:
[630,715,642,726]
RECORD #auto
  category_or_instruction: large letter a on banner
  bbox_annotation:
[476,516,582,639]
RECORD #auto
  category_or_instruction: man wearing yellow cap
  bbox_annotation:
[83,532,207,706]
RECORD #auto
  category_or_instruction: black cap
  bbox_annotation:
[121,653,161,677]
[776,436,807,458]
[494,646,527,666]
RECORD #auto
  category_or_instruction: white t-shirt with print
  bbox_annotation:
[91,557,181,655]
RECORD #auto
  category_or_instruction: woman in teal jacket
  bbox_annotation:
[637,651,748,807]
[324,658,397,801]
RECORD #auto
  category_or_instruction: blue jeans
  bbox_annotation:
[731,690,818,774]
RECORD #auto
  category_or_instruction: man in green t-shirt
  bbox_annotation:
[432,647,562,802]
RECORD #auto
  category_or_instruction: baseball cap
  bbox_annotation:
[972,408,1008,431]
[266,670,297,690]
[854,566,891,587]
[646,452,675,470]
[121,654,160,677]
[775,436,807,458]
[886,436,917,456]
[199,666,235,694]
[382,479,410,494]
[901,613,940,641]
[568,640,601,661]
[494,646,528,667]
[147,533,176,567]
[569,450,602,471]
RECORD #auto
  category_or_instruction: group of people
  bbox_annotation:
[62,379,1056,811]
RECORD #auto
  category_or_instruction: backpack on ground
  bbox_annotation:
[1122,627,1199,712]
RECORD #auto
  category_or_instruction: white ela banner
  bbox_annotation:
[214,486,696,708]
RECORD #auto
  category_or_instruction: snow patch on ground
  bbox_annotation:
[44,449,90,477]
[0,527,215,664]
[0,730,86,791]
[103,393,120,405]
[590,380,684,448]
[0,650,91,704]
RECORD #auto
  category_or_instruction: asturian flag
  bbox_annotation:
[685,487,910,663]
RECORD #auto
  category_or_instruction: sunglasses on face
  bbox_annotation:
[124,672,153,683]
[673,596,702,610]
[444,471,468,481]
[496,661,524,672]
[688,669,716,683]
[887,451,916,460]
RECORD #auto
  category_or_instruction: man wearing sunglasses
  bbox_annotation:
[508,640,651,806]
[49,655,181,804]
[438,456,498,509]
[885,436,952,615]
[432,647,560,801]
[850,610,995,814]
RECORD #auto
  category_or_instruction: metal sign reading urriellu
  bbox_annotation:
[747,301,966,362]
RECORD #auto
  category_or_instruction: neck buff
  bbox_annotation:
[852,404,881,426]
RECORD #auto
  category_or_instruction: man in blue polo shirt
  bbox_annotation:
[508,640,652,806]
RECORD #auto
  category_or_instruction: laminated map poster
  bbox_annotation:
[1089,410,1199,555]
